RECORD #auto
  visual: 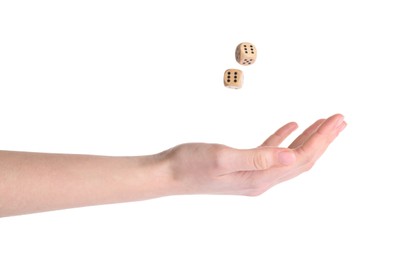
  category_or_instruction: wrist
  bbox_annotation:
[125,152,176,201]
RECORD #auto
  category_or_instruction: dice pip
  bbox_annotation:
[223,69,243,89]
[235,42,257,65]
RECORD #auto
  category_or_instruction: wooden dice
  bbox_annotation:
[223,42,256,89]
[235,42,257,65]
[223,69,243,89]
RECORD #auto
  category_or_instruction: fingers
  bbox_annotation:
[288,119,325,149]
[258,114,346,190]
[295,114,346,161]
[261,122,298,147]
[220,114,346,173]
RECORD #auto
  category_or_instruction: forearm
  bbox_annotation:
[0,150,171,217]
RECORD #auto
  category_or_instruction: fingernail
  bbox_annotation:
[334,115,344,129]
[278,151,296,165]
[337,122,347,132]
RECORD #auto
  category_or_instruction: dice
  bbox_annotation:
[223,69,243,89]
[223,42,256,89]
[235,42,257,65]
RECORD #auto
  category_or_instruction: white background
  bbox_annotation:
[1,0,401,259]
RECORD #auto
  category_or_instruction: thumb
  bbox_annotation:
[222,147,296,172]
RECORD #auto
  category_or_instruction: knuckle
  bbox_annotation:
[303,161,315,171]
[251,152,269,170]
[210,145,229,170]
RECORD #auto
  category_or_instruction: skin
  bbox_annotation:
[0,114,346,217]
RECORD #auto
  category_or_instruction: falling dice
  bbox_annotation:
[223,69,243,89]
[235,42,257,65]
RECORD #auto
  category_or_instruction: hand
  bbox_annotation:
[0,114,346,216]
[162,114,346,196]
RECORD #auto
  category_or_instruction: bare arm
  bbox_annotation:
[0,114,346,217]
[0,151,171,216]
